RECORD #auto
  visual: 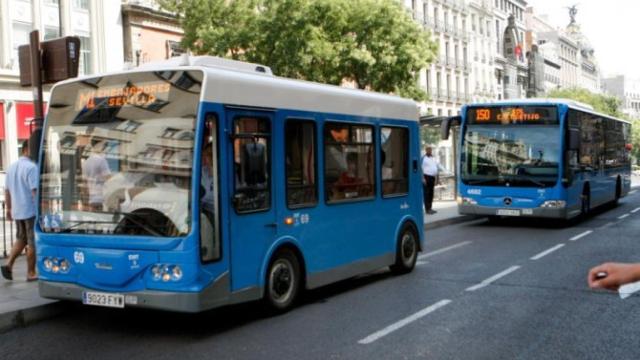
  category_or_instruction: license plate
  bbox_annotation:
[497,209,520,216]
[83,291,125,308]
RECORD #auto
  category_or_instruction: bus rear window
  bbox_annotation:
[467,106,558,125]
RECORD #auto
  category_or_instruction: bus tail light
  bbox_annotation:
[541,200,566,209]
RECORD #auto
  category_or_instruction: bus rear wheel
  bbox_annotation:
[264,249,301,312]
[390,225,418,275]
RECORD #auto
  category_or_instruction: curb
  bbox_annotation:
[424,215,481,230]
[0,300,66,334]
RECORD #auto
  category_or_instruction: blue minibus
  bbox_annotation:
[37,56,424,312]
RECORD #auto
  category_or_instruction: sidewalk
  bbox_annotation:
[0,256,64,333]
[423,200,478,230]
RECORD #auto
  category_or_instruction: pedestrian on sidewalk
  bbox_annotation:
[422,146,446,215]
[1,140,38,282]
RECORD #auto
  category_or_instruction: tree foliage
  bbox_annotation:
[159,0,438,100]
[547,87,624,118]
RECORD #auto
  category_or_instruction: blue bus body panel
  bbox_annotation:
[36,99,423,308]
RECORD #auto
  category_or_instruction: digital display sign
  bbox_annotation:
[467,106,558,125]
[75,83,171,111]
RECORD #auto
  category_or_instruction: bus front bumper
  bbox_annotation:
[458,204,576,219]
[38,272,260,313]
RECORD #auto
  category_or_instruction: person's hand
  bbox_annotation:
[588,262,640,291]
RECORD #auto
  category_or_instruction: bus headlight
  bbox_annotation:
[44,258,53,271]
[59,260,70,273]
[43,257,71,273]
[150,264,183,282]
[541,200,566,209]
[460,197,477,205]
[171,266,183,281]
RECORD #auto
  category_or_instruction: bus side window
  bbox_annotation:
[200,114,220,262]
[285,120,317,208]
[381,126,409,197]
[233,117,270,212]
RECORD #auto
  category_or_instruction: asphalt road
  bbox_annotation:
[3,191,640,360]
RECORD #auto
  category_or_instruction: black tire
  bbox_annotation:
[615,179,621,205]
[264,248,301,312]
[390,225,419,275]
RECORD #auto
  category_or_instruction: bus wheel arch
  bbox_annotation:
[262,242,306,312]
[390,221,419,275]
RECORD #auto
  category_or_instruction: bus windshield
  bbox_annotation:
[40,70,203,237]
[462,125,561,187]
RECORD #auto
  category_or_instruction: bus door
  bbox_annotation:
[226,109,277,292]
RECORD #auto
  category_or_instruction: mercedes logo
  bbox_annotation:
[504,197,512,206]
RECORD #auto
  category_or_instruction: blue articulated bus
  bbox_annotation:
[37,56,424,312]
[442,99,631,220]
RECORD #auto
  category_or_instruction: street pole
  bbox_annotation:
[29,30,44,163]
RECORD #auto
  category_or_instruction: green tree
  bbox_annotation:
[160,0,437,100]
[547,87,624,117]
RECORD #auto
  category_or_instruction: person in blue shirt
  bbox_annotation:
[1,141,38,281]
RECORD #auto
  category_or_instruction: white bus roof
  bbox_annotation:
[56,56,419,122]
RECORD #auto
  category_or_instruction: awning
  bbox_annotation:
[0,102,4,139]
[16,102,48,140]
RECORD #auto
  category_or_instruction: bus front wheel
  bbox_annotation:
[264,248,301,312]
[390,225,418,275]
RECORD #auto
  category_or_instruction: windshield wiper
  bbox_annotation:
[111,211,164,237]
[465,178,503,185]
[54,220,116,233]
[508,176,547,187]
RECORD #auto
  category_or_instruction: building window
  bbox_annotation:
[381,127,409,197]
[44,26,60,40]
[167,40,184,59]
[12,22,32,69]
[285,120,317,208]
[324,123,374,203]
[73,0,89,10]
[78,36,91,75]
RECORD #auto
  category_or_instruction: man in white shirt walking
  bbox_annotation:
[422,146,445,215]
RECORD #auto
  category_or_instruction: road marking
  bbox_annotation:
[630,190,637,195]
[465,266,521,292]
[619,281,640,299]
[358,299,452,345]
[530,244,565,260]
[569,230,593,241]
[632,207,640,213]
[416,261,428,266]
[599,222,614,229]
[418,241,472,260]
[619,214,630,219]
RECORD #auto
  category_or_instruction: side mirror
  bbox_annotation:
[568,128,580,151]
[440,116,461,140]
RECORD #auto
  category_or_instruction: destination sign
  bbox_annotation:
[75,83,171,110]
[467,106,558,125]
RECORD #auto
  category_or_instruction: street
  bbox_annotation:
[3,192,640,359]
